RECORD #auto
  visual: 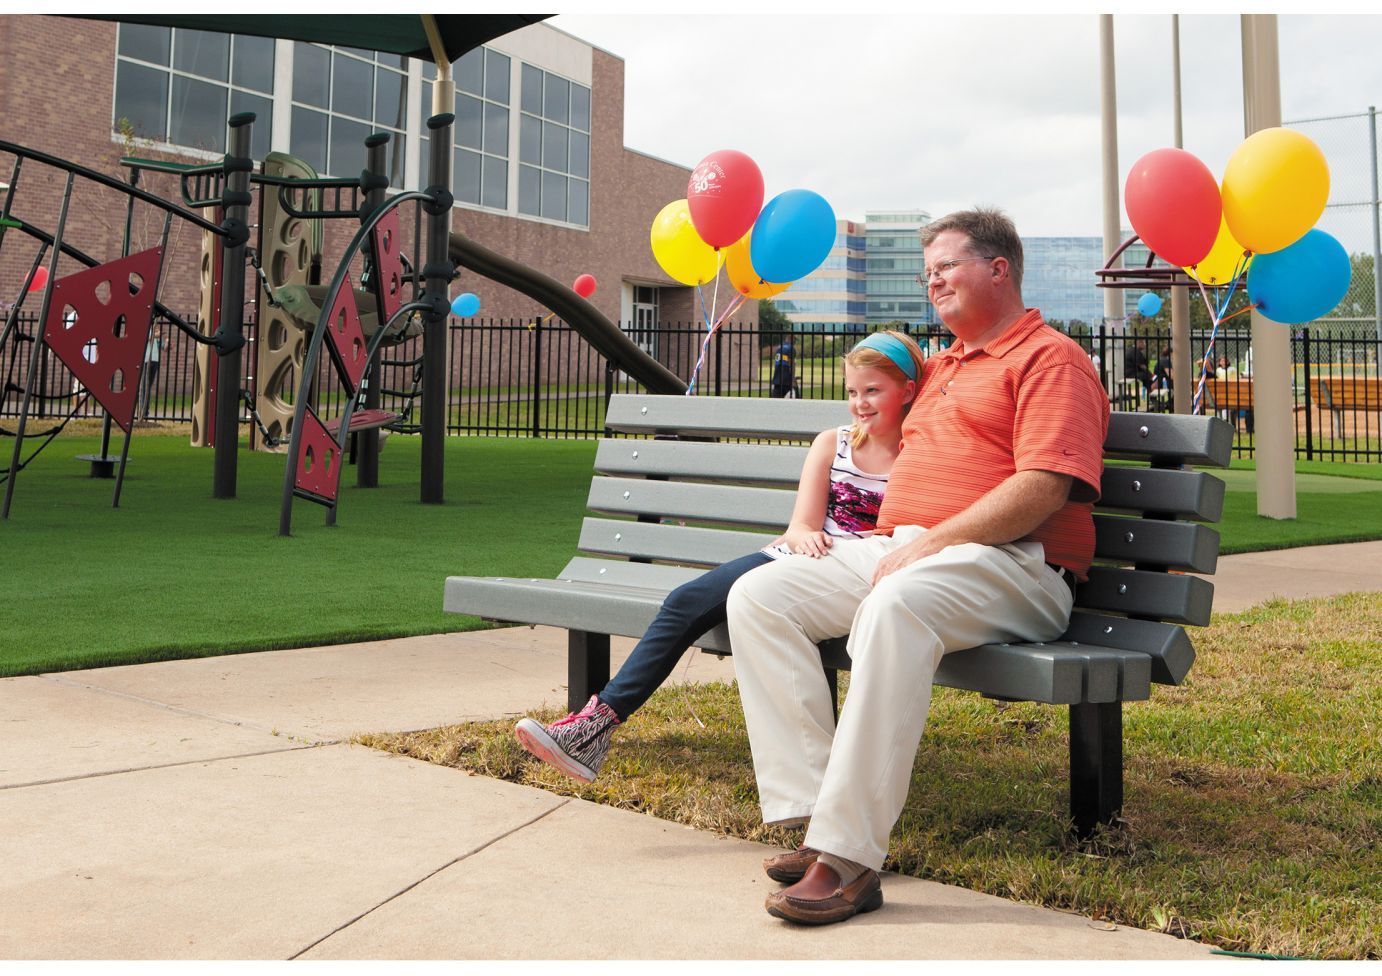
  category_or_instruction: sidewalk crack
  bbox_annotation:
[289,798,572,959]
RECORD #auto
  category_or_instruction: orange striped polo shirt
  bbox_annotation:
[876,309,1110,577]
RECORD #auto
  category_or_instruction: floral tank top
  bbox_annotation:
[762,426,889,559]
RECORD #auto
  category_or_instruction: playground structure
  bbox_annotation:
[2,99,687,533]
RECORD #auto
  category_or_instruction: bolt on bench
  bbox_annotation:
[444,394,1234,836]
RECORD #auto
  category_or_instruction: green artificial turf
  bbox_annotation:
[2,430,1380,675]
[1,433,595,676]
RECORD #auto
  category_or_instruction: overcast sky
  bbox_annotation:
[550,13,1382,247]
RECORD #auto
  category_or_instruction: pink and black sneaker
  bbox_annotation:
[514,695,621,782]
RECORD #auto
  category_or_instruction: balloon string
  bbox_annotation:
[685,293,747,396]
[1191,275,1220,415]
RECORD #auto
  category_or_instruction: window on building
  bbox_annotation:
[114,25,274,160]
[290,44,408,186]
[419,47,510,210]
[517,64,590,226]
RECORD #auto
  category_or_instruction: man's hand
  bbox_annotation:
[872,532,951,585]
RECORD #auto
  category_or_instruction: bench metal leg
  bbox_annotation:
[568,630,610,713]
[1069,701,1122,838]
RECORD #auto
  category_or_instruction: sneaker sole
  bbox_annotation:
[514,718,597,783]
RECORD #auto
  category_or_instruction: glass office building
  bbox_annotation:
[865,210,933,328]
[774,219,868,332]
[1020,237,1132,328]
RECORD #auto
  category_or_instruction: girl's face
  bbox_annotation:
[844,363,916,434]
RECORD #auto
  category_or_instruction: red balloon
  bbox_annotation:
[1124,148,1222,268]
[27,266,49,293]
[573,273,597,298]
[687,149,764,249]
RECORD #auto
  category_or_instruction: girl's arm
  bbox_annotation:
[768,428,838,558]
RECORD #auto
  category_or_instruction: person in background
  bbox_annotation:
[771,336,797,398]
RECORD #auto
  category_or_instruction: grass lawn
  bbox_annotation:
[0,430,595,676]
[362,591,1382,960]
[1,427,1379,676]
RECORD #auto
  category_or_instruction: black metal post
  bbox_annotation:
[1302,326,1313,461]
[531,320,542,438]
[357,132,390,488]
[1069,701,1123,838]
[421,113,454,504]
[212,113,255,499]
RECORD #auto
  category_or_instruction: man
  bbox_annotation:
[726,208,1109,925]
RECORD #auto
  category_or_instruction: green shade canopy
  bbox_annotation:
[75,14,551,65]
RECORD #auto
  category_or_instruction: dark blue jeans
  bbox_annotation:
[597,551,774,721]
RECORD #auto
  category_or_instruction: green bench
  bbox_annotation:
[444,393,1234,835]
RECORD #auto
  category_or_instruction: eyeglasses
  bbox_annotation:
[916,256,997,285]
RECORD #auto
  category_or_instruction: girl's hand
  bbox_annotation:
[779,527,833,558]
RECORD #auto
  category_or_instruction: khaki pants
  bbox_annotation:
[726,526,1074,870]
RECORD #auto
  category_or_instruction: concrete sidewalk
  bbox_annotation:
[3,541,1379,959]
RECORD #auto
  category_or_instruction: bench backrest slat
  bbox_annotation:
[594,438,808,485]
[1080,567,1215,626]
[587,476,794,528]
[579,517,774,566]
[1105,413,1233,466]
[1063,611,1195,684]
[606,394,847,440]
[1092,515,1220,573]
[559,555,703,589]
[1100,467,1225,521]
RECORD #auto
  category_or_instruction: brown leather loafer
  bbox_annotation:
[764,861,883,925]
[763,845,820,883]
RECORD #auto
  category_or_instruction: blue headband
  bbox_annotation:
[853,333,918,380]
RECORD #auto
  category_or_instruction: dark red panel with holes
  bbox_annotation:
[323,272,368,395]
[293,407,342,502]
[43,248,161,433]
[370,208,404,326]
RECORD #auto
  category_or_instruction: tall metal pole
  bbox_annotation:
[212,113,255,499]
[358,132,390,488]
[1099,15,1123,336]
[1170,15,1192,415]
[1241,15,1295,519]
[1369,105,1381,345]
[421,110,454,504]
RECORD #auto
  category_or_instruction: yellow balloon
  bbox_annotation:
[1183,215,1252,285]
[1221,127,1329,255]
[725,231,790,299]
[650,199,722,286]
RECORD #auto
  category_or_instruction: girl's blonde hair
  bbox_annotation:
[843,330,925,448]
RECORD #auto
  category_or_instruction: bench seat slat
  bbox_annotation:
[594,439,808,486]
[442,576,1156,704]
[1099,467,1226,522]
[1092,515,1220,573]
[588,476,795,528]
[605,394,848,441]
[559,556,705,589]
[578,517,775,566]
[1079,567,1214,626]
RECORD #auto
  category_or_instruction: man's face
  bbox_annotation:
[924,230,999,340]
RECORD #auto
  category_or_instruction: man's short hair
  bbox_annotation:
[919,207,1024,292]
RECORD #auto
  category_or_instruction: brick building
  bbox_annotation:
[0,16,757,396]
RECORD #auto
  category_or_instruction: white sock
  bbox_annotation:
[818,852,868,885]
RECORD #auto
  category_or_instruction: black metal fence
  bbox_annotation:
[3,314,1379,462]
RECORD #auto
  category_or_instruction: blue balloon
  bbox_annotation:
[450,292,481,318]
[1246,229,1351,324]
[1137,292,1163,317]
[749,189,837,284]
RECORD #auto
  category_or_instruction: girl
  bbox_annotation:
[514,330,927,782]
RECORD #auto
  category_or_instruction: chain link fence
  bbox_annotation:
[1287,108,1382,340]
